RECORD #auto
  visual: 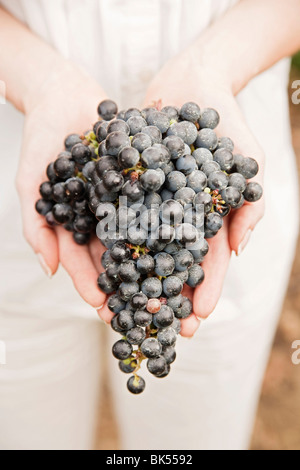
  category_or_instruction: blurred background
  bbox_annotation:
[96,54,300,451]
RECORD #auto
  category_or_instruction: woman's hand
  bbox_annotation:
[141,45,265,337]
[16,63,108,310]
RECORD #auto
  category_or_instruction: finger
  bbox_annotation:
[56,226,106,308]
[180,314,201,338]
[89,235,106,273]
[229,198,265,255]
[17,187,59,276]
[193,218,231,319]
[97,303,115,324]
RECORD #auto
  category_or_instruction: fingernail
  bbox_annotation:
[237,229,252,256]
[96,304,105,310]
[37,253,53,278]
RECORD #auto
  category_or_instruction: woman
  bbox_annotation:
[0,0,299,450]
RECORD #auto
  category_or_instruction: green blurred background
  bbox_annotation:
[292,51,300,69]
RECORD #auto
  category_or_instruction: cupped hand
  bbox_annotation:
[141,46,265,337]
[16,63,107,310]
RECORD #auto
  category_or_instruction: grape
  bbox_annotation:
[122,180,144,202]
[95,121,109,142]
[167,121,198,145]
[193,192,213,214]
[187,265,205,288]
[180,102,201,122]
[174,187,196,206]
[144,192,162,209]
[213,149,234,172]
[207,171,229,191]
[136,254,155,274]
[103,170,124,192]
[166,171,187,192]
[39,181,53,201]
[175,297,193,319]
[146,111,170,134]
[173,270,189,284]
[236,157,259,179]
[118,147,140,169]
[36,98,263,395]
[217,136,234,152]
[142,126,162,144]
[187,170,207,193]
[72,144,92,165]
[154,253,175,277]
[119,261,141,283]
[54,157,75,180]
[119,361,136,374]
[98,99,118,121]
[141,145,171,170]
[163,276,183,297]
[97,273,118,294]
[117,310,135,331]
[162,346,177,365]
[161,105,179,120]
[140,169,165,192]
[73,232,90,245]
[243,182,263,202]
[146,298,161,314]
[119,282,140,301]
[205,213,223,232]
[173,249,194,272]
[141,278,162,298]
[112,340,133,360]
[125,108,141,120]
[147,356,167,376]
[126,327,146,346]
[193,148,213,168]
[157,327,177,347]
[176,155,197,175]
[107,119,130,135]
[228,173,247,193]
[163,135,185,160]
[130,292,148,310]
[96,156,119,178]
[52,203,73,224]
[73,215,94,234]
[198,108,220,129]
[106,131,131,156]
[65,134,82,151]
[36,199,54,216]
[160,200,184,225]
[127,376,146,395]
[221,187,242,208]
[132,133,152,153]
[195,128,218,151]
[134,310,153,328]
[141,338,162,359]
[108,294,126,314]
[153,305,175,328]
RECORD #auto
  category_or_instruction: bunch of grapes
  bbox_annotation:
[36,99,263,394]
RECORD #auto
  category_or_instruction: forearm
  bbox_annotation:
[197,0,300,94]
[0,7,71,113]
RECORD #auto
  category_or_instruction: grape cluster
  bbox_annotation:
[36,99,263,395]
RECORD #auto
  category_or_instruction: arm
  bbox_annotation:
[0,7,108,312]
[197,0,300,95]
[140,0,300,336]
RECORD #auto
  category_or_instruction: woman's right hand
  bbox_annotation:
[16,62,108,311]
